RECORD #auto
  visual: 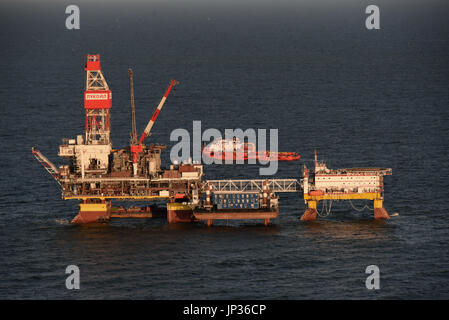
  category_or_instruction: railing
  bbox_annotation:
[203,179,301,194]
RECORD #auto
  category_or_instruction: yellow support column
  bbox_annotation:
[373,199,390,219]
[167,202,194,224]
[301,200,318,221]
[72,199,111,224]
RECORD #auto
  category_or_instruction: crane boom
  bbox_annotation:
[128,68,138,145]
[31,147,61,185]
[139,79,179,143]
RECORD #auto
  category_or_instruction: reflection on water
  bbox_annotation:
[300,219,392,241]
[54,219,70,225]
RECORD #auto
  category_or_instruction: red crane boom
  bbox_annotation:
[139,79,179,143]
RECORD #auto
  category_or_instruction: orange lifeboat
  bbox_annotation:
[202,139,300,162]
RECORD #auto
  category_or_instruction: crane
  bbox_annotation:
[139,79,179,143]
[127,74,179,176]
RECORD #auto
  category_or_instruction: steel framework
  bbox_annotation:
[203,179,301,194]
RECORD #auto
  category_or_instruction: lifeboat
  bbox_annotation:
[277,152,301,161]
[255,151,301,162]
[202,139,300,162]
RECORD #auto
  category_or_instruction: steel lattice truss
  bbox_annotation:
[32,148,61,185]
[203,179,301,194]
[86,70,109,90]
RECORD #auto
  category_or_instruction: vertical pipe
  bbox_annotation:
[206,183,211,206]
[80,150,85,179]
[128,69,138,145]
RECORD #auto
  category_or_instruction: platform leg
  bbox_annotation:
[72,199,111,224]
[301,200,317,221]
[167,202,194,223]
[373,199,390,219]
[207,219,213,227]
[264,218,270,226]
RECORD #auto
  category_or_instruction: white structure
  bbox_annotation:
[59,138,111,177]
[305,150,392,194]
[315,171,382,193]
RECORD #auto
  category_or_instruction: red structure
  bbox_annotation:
[84,54,112,145]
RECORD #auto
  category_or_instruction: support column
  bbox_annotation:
[373,199,390,219]
[262,180,268,208]
[301,200,318,221]
[72,199,111,224]
[205,183,212,208]
[167,202,194,223]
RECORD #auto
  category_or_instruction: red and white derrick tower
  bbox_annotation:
[84,54,112,145]
[57,55,113,178]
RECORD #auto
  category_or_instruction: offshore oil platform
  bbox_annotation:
[32,55,393,225]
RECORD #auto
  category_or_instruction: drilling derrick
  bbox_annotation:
[84,54,112,145]
[58,55,112,178]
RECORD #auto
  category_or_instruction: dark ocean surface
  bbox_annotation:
[0,0,448,299]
